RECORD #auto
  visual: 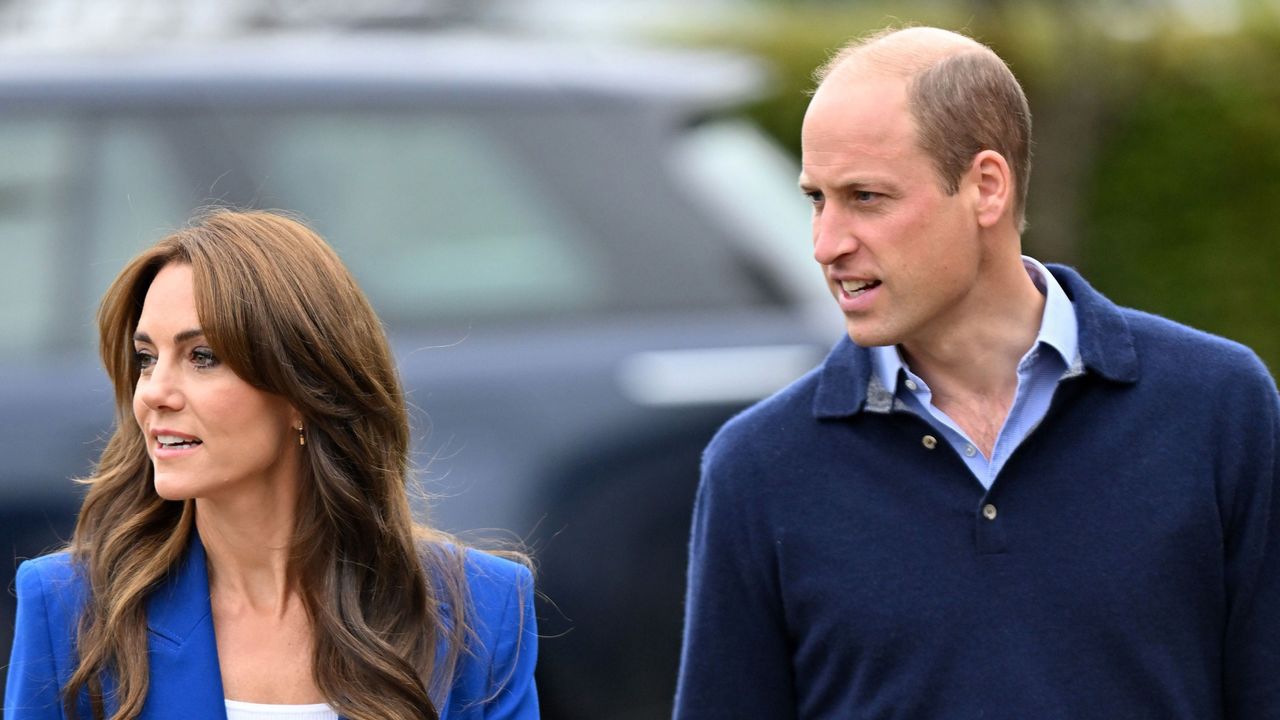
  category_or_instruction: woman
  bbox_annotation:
[4,211,538,719]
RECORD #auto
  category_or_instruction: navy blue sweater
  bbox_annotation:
[674,266,1280,720]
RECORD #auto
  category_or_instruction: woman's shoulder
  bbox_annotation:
[424,543,534,636]
[15,550,86,606]
[457,547,533,613]
[8,554,79,715]
[11,551,88,665]
[422,541,531,609]
[427,544,540,718]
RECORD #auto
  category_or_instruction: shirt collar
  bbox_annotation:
[815,262,1135,420]
[1023,255,1080,371]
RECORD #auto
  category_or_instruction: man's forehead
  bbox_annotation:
[803,70,913,142]
[806,66,907,124]
[800,69,925,186]
[799,141,914,187]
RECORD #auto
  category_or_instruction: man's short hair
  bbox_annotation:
[815,29,1033,231]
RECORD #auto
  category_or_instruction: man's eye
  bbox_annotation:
[191,347,220,369]
[134,350,156,372]
[853,191,880,203]
[804,190,824,205]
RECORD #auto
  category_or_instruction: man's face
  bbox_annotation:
[800,69,983,349]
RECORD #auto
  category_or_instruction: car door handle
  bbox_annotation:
[616,344,824,407]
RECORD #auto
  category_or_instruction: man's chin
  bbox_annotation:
[845,321,898,349]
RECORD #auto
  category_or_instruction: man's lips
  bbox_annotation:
[839,278,881,297]
[832,277,882,311]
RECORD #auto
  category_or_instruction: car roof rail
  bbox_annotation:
[0,0,490,48]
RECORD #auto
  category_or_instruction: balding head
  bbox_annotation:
[816,27,990,82]
[814,27,1033,231]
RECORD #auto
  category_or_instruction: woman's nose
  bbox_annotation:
[135,359,185,412]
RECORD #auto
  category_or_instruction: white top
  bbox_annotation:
[224,699,340,720]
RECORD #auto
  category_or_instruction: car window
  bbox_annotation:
[0,101,792,359]
[0,117,76,355]
[247,112,603,323]
[671,119,821,304]
[93,118,192,268]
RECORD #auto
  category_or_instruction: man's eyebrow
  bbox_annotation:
[799,174,892,190]
[133,328,206,344]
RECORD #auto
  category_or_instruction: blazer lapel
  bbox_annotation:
[143,533,227,719]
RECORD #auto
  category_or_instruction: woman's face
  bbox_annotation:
[132,263,301,502]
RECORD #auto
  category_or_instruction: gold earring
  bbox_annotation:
[296,425,305,447]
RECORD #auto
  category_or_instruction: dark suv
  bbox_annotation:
[0,31,837,717]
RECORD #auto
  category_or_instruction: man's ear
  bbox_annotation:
[970,150,1012,228]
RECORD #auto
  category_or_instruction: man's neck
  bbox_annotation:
[899,256,1047,455]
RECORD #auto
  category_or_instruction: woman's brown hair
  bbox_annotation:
[67,209,490,719]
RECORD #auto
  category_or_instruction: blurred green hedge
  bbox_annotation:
[676,3,1280,375]
[1082,25,1280,375]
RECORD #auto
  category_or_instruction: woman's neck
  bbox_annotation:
[196,495,297,613]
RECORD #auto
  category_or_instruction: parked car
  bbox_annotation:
[0,30,838,718]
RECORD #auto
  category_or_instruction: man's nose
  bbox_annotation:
[812,205,858,266]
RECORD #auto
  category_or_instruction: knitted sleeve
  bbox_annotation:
[673,422,797,720]
[1219,354,1280,717]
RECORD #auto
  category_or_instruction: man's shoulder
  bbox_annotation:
[699,353,857,500]
[1052,263,1273,388]
[709,363,827,457]
[1120,306,1274,388]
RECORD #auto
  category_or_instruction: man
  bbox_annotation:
[674,26,1280,719]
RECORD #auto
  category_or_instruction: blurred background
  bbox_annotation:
[1,0,1277,718]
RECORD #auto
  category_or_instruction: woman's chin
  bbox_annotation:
[152,473,200,502]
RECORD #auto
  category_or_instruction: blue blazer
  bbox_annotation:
[4,535,539,719]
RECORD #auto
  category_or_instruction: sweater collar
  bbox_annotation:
[812,263,1138,419]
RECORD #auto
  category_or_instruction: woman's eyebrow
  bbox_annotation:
[132,328,205,344]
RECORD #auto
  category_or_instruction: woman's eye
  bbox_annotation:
[191,347,220,369]
[134,350,156,372]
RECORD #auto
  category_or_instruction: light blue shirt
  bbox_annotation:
[870,256,1081,489]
